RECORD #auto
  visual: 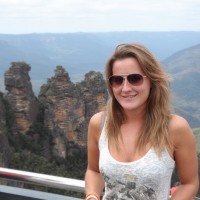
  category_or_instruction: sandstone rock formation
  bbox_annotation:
[2,63,108,158]
[38,66,108,157]
[4,62,39,133]
[0,92,6,130]
[0,91,11,167]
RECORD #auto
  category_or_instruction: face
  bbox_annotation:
[111,57,151,113]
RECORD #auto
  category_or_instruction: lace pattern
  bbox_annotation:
[99,123,175,200]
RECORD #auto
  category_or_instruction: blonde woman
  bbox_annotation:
[85,43,199,200]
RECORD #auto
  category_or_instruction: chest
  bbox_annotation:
[99,145,175,199]
[108,126,150,162]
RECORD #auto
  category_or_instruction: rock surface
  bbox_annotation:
[2,63,108,158]
[39,66,108,157]
[4,62,39,133]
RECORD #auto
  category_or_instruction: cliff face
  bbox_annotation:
[0,92,11,167]
[38,66,108,157]
[1,63,108,158]
[4,62,39,133]
[0,92,6,130]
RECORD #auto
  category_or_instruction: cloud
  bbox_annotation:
[0,0,199,33]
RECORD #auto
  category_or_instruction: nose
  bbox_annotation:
[121,77,132,91]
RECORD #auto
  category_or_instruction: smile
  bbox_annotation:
[122,94,137,99]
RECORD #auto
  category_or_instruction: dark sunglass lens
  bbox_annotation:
[109,76,124,87]
[128,74,143,85]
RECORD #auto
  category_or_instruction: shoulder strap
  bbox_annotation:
[101,111,105,131]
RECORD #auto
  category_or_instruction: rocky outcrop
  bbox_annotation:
[2,63,108,158]
[38,66,108,157]
[4,62,39,133]
[0,92,6,129]
[0,92,11,167]
[76,71,108,122]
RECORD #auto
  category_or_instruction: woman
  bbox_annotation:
[85,43,199,200]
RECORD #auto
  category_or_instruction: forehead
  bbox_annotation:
[112,57,143,75]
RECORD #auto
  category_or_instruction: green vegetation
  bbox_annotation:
[1,98,87,198]
[6,130,87,198]
[9,151,87,198]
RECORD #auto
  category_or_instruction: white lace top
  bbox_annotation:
[99,122,175,200]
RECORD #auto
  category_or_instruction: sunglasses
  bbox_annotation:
[108,73,147,88]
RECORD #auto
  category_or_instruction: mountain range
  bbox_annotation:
[1,31,200,92]
[163,44,200,128]
[0,31,200,131]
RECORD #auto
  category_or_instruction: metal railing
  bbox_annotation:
[0,167,85,192]
[0,167,85,199]
[0,167,199,200]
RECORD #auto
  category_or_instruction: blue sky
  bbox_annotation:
[0,0,200,33]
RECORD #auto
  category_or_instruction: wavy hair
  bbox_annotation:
[105,43,172,154]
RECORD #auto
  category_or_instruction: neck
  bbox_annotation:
[123,106,146,123]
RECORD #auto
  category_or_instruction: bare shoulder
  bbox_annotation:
[88,111,105,140]
[169,114,195,148]
[169,114,190,130]
[90,111,104,124]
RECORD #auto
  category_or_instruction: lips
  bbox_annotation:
[122,94,137,99]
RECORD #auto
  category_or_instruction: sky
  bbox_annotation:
[0,0,200,34]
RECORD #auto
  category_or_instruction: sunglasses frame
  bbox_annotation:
[108,73,147,88]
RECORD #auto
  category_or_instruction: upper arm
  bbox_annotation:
[170,115,199,186]
[87,112,103,173]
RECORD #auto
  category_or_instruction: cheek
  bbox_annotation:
[112,87,120,95]
[112,88,122,101]
[143,80,151,93]
[140,84,151,97]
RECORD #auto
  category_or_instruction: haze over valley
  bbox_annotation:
[0,31,200,150]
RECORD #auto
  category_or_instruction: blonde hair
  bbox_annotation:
[105,43,172,154]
